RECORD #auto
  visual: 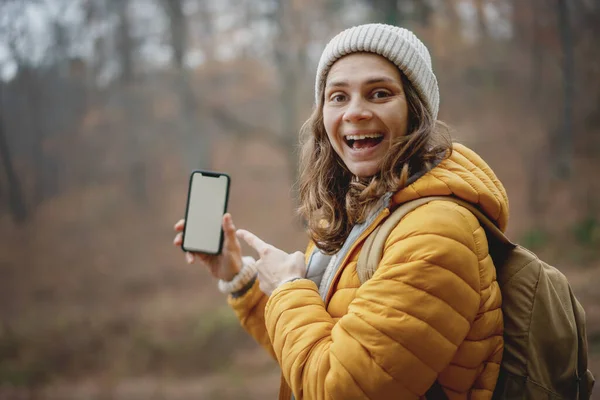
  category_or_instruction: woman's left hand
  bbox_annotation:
[236,229,307,296]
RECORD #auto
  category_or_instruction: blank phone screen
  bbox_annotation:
[182,172,229,254]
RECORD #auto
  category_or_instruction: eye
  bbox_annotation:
[329,92,347,103]
[371,89,392,99]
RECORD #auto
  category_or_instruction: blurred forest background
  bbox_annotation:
[0,0,599,398]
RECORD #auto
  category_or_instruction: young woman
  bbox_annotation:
[173,23,507,400]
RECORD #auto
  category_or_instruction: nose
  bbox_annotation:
[343,98,372,123]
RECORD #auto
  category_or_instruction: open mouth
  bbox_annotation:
[344,133,385,150]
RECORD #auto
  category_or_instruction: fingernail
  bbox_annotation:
[186,253,193,263]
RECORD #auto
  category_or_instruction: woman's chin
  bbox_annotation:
[348,162,381,178]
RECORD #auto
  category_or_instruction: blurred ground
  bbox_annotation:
[0,347,281,399]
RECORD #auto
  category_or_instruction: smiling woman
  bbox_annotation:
[173,23,509,400]
[322,53,409,177]
[299,44,452,254]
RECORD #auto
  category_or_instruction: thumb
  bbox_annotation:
[223,214,238,246]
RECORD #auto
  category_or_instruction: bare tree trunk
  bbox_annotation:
[372,0,402,25]
[555,0,574,178]
[273,0,304,203]
[473,0,489,40]
[110,0,148,203]
[163,0,210,170]
[510,0,542,100]
[530,0,543,101]
[525,152,546,228]
[443,0,460,25]
[22,68,46,207]
[163,0,186,70]
[114,0,134,84]
[412,0,432,26]
[0,87,27,222]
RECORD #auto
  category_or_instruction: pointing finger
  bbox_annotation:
[236,229,269,254]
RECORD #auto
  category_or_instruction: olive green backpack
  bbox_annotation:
[357,196,595,400]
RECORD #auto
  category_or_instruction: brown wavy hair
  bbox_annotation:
[297,73,452,254]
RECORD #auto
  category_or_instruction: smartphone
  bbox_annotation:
[181,170,231,255]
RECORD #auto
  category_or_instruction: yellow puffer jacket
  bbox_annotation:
[229,143,508,400]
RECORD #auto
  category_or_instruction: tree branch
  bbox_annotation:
[207,104,289,149]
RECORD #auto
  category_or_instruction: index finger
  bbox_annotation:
[236,229,269,254]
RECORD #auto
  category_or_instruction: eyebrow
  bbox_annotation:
[325,77,399,89]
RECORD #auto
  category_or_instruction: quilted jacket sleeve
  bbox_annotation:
[228,278,276,359]
[264,202,483,400]
[228,242,319,360]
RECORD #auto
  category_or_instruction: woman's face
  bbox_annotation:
[322,53,409,178]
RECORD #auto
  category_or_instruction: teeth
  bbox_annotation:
[346,133,384,141]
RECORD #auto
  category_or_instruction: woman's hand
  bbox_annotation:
[173,213,243,282]
[236,229,306,296]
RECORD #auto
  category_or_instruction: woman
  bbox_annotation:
[173,23,507,400]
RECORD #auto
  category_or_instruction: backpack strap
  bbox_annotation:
[355,195,514,397]
[571,287,596,399]
[357,195,514,285]
[357,197,434,284]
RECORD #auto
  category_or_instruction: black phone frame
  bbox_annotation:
[181,169,231,255]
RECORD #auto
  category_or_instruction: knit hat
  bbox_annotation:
[315,23,439,120]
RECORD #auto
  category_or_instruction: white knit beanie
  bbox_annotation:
[315,23,439,120]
